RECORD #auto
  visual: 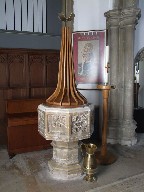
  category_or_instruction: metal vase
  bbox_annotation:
[81,143,97,182]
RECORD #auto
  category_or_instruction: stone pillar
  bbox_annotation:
[118,8,141,145]
[105,7,141,146]
[104,10,121,143]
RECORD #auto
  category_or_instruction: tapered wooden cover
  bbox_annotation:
[46,27,87,107]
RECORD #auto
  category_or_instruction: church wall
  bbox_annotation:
[73,0,113,31]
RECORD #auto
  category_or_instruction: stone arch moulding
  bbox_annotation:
[134,47,144,63]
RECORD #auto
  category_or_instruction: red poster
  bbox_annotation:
[73,30,107,89]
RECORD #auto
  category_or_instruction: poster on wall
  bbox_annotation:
[73,30,108,89]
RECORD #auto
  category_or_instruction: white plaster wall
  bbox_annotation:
[73,0,113,31]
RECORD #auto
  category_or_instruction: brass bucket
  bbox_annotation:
[81,143,97,182]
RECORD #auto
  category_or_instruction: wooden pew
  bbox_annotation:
[6,98,51,158]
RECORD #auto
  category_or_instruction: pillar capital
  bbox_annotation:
[104,10,120,28]
[114,0,138,9]
[120,8,141,28]
[105,8,141,29]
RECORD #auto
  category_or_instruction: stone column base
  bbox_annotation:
[48,140,83,180]
[107,137,137,146]
[107,120,137,146]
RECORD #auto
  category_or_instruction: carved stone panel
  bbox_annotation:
[71,111,89,134]
[38,104,94,142]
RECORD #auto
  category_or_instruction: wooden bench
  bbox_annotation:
[6,98,51,158]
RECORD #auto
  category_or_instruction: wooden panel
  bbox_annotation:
[0,54,8,87]
[0,101,6,119]
[8,53,28,87]
[8,114,38,127]
[10,88,29,99]
[6,98,51,156]
[45,87,56,98]
[6,98,46,114]
[3,89,13,100]
[30,87,57,99]
[0,90,6,120]
[29,54,46,87]
[46,53,59,87]
[0,89,4,100]
[3,89,29,100]
[0,119,7,145]
[30,87,47,98]
[0,48,59,145]
[7,124,51,156]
